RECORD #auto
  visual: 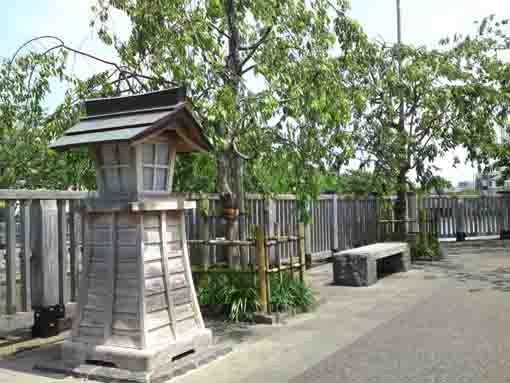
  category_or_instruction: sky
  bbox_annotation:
[2,0,510,186]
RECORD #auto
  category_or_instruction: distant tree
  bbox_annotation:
[0,52,97,189]
[419,176,452,195]
[335,169,396,196]
[344,18,510,236]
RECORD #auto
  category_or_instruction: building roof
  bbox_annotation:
[50,88,211,152]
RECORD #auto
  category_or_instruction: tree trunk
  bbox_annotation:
[216,0,243,268]
[395,166,408,240]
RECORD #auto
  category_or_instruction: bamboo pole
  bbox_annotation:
[298,223,306,283]
[256,225,268,314]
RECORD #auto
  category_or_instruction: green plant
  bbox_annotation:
[198,273,260,322]
[413,234,441,259]
[288,278,316,310]
[270,272,316,313]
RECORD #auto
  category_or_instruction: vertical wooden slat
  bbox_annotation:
[482,197,487,234]
[488,197,494,234]
[316,201,320,252]
[325,199,330,251]
[167,144,177,192]
[284,200,289,264]
[180,213,205,329]
[73,212,89,337]
[264,198,276,267]
[321,199,325,252]
[57,199,68,305]
[160,211,177,338]
[445,198,450,237]
[275,222,281,271]
[304,201,312,259]
[103,213,116,340]
[451,197,456,237]
[492,197,498,234]
[6,200,17,314]
[298,223,306,282]
[337,199,343,250]
[471,198,476,235]
[20,200,32,312]
[137,214,147,349]
[69,200,79,301]
[482,197,486,234]
[465,198,470,235]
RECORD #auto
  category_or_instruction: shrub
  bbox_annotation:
[198,273,259,322]
[413,233,441,259]
[198,271,316,322]
[270,272,316,313]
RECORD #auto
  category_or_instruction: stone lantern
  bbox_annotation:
[48,88,212,376]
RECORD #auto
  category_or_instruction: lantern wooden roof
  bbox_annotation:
[50,87,211,152]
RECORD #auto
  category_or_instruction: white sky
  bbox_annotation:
[2,0,510,186]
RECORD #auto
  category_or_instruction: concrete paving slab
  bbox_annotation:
[2,249,510,383]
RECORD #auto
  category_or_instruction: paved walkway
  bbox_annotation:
[2,247,510,382]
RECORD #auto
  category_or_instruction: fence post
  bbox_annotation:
[6,200,17,314]
[57,199,68,305]
[330,195,339,253]
[69,200,80,302]
[368,194,378,244]
[298,223,306,283]
[30,199,60,308]
[20,200,32,312]
[304,201,312,266]
[199,195,210,270]
[455,197,466,241]
[264,196,275,265]
[407,192,418,234]
[256,225,268,314]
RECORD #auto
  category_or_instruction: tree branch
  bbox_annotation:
[13,35,179,101]
[239,27,272,51]
[240,64,257,75]
[240,27,272,69]
[207,21,231,40]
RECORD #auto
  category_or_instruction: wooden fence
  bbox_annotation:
[2,189,509,321]
[189,224,306,315]
[0,190,381,319]
[0,190,88,316]
[419,195,510,238]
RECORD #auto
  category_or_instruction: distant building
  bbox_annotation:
[476,172,500,196]
[453,180,475,193]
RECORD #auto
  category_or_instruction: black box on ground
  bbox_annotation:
[32,305,66,338]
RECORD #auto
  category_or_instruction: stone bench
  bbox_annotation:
[332,242,410,286]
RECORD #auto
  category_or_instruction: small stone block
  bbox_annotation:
[253,312,275,325]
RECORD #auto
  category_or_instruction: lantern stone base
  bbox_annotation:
[60,328,212,372]
[35,340,230,383]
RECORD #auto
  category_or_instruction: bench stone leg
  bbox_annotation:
[399,250,411,272]
[333,254,377,287]
[382,251,411,274]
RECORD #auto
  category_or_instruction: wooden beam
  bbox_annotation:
[69,200,79,302]
[20,200,32,312]
[6,200,17,314]
[0,190,95,200]
[159,211,177,339]
[57,199,68,305]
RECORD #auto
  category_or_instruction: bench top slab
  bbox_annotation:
[335,242,409,260]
